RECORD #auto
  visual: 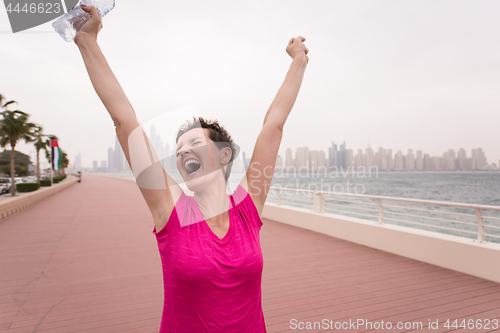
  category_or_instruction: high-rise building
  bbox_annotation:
[415,150,423,171]
[329,141,338,170]
[442,149,456,171]
[92,160,98,171]
[365,146,374,167]
[465,158,474,170]
[347,149,354,170]
[73,151,82,170]
[354,149,364,169]
[423,153,432,171]
[150,124,166,160]
[329,140,348,170]
[387,149,393,171]
[295,147,309,169]
[115,136,125,172]
[285,148,293,169]
[457,148,467,170]
[394,151,404,171]
[450,149,457,170]
[339,141,348,170]
[432,156,441,170]
[309,150,327,172]
[378,147,387,171]
[405,149,415,171]
[441,152,448,170]
[107,147,113,171]
[471,148,487,170]
[107,136,129,173]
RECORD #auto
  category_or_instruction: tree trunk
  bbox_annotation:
[36,148,40,183]
[10,144,16,196]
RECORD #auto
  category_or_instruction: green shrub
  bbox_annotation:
[40,179,51,187]
[52,175,66,183]
[17,182,40,192]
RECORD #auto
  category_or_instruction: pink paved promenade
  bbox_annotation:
[1,175,499,332]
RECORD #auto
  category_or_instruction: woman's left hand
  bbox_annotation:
[286,36,309,63]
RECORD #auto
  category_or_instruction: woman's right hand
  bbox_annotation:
[286,36,309,63]
[74,5,103,44]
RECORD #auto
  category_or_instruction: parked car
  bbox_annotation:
[14,177,24,184]
[24,176,37,183]
[0,178,9,194]
[0,178,16,195]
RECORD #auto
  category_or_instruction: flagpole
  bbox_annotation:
[50,144,53,186]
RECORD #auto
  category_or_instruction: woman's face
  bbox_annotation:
[176,128,229,191]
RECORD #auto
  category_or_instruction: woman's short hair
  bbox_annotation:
[176,117,238,183]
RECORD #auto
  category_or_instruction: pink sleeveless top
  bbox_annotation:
[153,185,266,333]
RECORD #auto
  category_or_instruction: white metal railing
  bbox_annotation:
[229,184,500,244]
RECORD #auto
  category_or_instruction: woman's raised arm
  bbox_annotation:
[74,6,182,231]
[74,6,137,130]
[240,36,309,216]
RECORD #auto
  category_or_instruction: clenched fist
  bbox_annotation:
[286,36,309,63]
[74,5,104,44]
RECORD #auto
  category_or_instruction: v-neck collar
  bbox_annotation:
[193,193,235,244]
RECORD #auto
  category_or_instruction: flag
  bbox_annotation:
[51,140,61,170]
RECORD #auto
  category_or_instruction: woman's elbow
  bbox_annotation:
[262,119,283,131]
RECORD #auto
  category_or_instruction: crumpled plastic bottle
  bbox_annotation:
[52,0,115,42]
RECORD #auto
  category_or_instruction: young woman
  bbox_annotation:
[75,5,308,332]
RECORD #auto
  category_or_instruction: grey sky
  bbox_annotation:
[1,0,499,169]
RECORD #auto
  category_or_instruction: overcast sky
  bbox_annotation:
[1,0,499,169]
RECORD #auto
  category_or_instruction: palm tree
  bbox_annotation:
[0,94,17,111]
[0,110,38,196]
[60,149,69,174]
[33,128,58,183]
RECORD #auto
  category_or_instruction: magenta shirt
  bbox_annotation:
[153,185,266,333]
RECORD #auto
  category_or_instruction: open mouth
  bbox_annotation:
[184,158,201,176]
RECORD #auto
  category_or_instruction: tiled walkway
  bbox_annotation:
[1,175,499,332]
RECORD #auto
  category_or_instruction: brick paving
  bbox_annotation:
[1,175,499,332]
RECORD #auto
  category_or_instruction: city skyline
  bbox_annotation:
[67,134,497,173]
[276,144,492,172]
[15,130,500,173]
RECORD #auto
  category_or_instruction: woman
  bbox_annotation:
[75,5,308,332]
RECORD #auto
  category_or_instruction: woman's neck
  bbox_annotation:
[193,181,231,225]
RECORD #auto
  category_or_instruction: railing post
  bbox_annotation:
[313,193,325,213]
[474,207,485,243]
[277,189,282,206]
[376,198,384,224]
[320,193,325,213]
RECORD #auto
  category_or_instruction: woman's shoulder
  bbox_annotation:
[231,184,248,201]
[230,185,263,230]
